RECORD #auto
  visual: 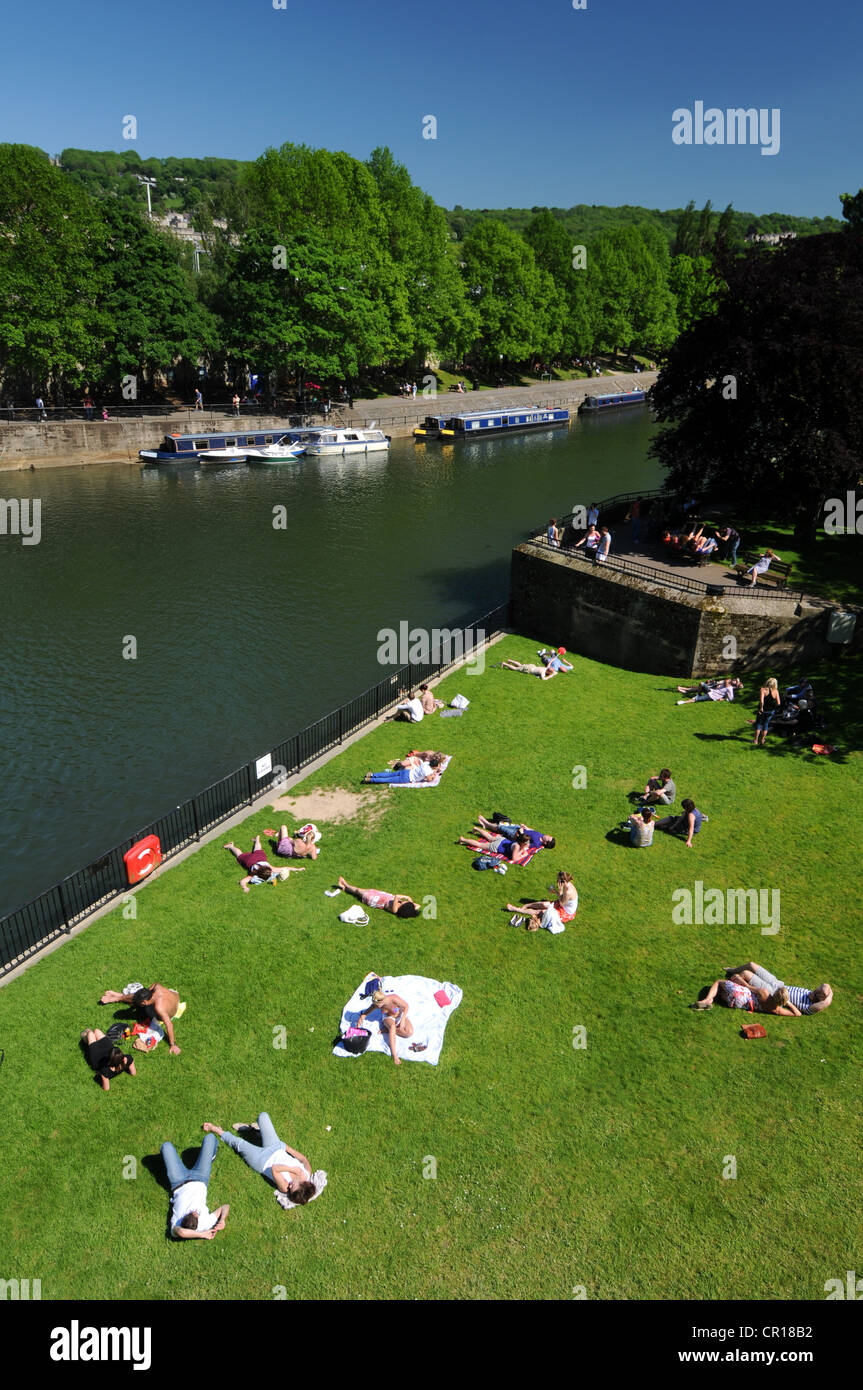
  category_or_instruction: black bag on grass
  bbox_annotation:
[340,1027,371,1055]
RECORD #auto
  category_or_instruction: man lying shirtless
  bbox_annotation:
[99,982,184,1054]
[337,876,422,918]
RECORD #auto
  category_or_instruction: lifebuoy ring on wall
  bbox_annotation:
[124,835,162,885]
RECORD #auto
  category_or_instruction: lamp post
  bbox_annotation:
[136,175,157,219]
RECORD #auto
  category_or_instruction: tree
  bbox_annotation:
[650,226,863,541]
[668,254,717,332]
[673,200,698,258]
[460,220,564,366]
[589,225,677,356]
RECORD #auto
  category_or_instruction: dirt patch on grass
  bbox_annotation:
[271,786,388,828]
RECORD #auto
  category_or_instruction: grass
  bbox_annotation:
[1,637,861,1301]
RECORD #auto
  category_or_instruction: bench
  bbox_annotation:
[733,551,793,589]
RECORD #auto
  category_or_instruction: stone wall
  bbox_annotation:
[510,542,862,677]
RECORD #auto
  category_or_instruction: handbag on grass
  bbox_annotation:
[740,1023,767,1040]
[341,1027,371,1055]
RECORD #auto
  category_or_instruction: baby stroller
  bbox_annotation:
[770,680,821,744]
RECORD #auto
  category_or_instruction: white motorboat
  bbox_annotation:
[244,436,307,463]
[300,427,390,457]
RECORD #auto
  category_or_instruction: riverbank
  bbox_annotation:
[0,372,656,471]
[0,633,858,1301]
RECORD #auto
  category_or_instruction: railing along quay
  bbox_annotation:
[0,603,510,978]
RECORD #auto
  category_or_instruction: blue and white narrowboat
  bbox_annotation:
[413,414,450,439]
[417,407,570,441]
[578,390,647,415]
[139,430,299,463]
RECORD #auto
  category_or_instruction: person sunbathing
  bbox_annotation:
[224,835,306,891]
[655,799,706,849]
[357,988,413,1067]
[80,1028,137,1090]
[271,825,319,860]
[722,963,833,1014]
[539,647,573,673]
[337,876,422,918]
[690,978,800,1016]
[457,827,533,864]
[498,658,556,680]
[363,753,442,784]
[202,1115,317,1202]
[475,814,555,849]
[676,678,741,704]
[99,982,184,1054]
[505,871,578,931]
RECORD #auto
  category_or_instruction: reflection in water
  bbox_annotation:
[0,411,661,914]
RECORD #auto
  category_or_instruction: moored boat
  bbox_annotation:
[416,407,569,441]
[139,429,303,463]
[300,427,390,457]
[578,390,647,415]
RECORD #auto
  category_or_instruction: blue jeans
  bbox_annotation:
[368,768,412,783]
[724,537,740,564]
[631,518,641,544]
[219,1112,283,1180]
[161,1132,218,1190]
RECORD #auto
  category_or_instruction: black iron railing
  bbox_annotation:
[0,603,509,977]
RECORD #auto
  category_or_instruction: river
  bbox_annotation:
[0,407,661,916]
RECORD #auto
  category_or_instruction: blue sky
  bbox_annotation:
[2,0,859,217]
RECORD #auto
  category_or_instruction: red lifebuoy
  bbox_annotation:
[124,835,162,885]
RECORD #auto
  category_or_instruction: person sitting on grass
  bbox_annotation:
[357,988,413,1067]
[223,835,306,891]
[80,1028,136,1091]
[722,963,833,1014]
[202,1115,317,1203]
[741,548,779,587]
[690,978,801,1016]
[497,658,556,680]
[457,827,534,865]
[505,871,578,932]
[99,982,184,1054]
[337,876,422,917]
[641,769,676,806]
[627,808,655,847]
[362,753,443,784]
[676,677,741,705]
[161,1131,230,1240]
[655,799,706,849]
[474,814,555,849]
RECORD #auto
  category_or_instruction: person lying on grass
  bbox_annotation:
[641,768,675,805]
[161,1131,230,1240]
[337,876,422,917]
[676,677,741,704]
[539,647,573,673]
[80,1028,136,1091]
[497,658,556,680]
[363,753,443,784]
[655,799,706,849]
[457,826,533,865]
[506,871,579,931]
[690,979,801,1016]
[475,814,555,849]
[267,824,320,860]
[99,982,183,1054]
[358,988,413,1067]
[202,1115,317,1203]
[676,678,741,697]
[723,963,833,1014]
[224,835,306,890]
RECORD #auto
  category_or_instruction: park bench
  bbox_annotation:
[733,551,793,589]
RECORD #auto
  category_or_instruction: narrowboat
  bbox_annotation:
[139,429,300,463]
[416,407,570,441]
[413,415,450,439]
[578,390,647,415]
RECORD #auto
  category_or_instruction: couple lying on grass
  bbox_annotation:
[225,825,319,891]
[692,963,833,1015]
[363,749,445,784]
[458,813,555,864]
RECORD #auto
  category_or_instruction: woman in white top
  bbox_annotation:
[203,1114,316,1204]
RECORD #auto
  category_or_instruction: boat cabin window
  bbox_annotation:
[194,440,208,450]
[225,438,237,446]
[265,436,273,444]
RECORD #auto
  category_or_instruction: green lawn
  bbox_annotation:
[1,638,861,1300]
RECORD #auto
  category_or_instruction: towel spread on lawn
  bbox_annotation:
[395,754,452,788]
[333,972,463,1065]
[480,843,542,869]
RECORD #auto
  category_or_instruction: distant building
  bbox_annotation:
[744,230,798,245]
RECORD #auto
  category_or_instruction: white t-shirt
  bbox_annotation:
[400,698,424,722]
[263,1148,307,1178]
[409,761,434,782]
[708,686,735,701]
[170,1181,218,1235]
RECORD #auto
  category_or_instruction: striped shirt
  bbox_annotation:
[785,985,814,1014]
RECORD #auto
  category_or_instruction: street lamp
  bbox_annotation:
[136,175,157,219]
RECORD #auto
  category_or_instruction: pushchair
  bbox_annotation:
[770,680,821,744]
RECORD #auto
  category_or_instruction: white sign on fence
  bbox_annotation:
[255,753,273,780]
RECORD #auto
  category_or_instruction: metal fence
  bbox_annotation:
[526,491,808,602]
[0,603,509,979]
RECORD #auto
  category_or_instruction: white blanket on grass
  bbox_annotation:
[333,972,463,1065]
[394,754,452,788]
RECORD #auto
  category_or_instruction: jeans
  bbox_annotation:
[161,1132,218,1190]
[724,537,740,564]
[219,1112,283,1178]
[631,518,641,544]
[367,768,412,783]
